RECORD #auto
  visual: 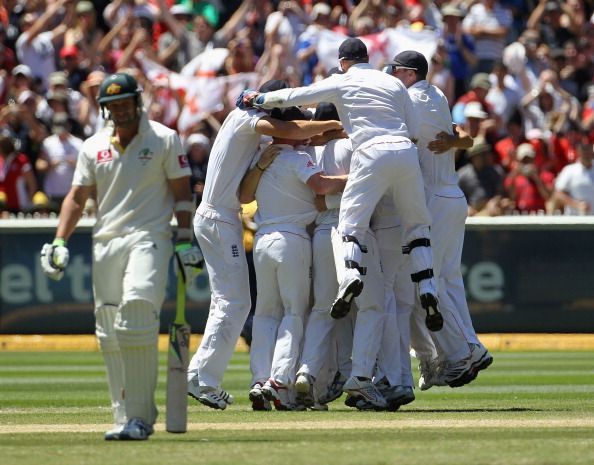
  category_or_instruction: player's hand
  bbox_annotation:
[40,239,70,281]
[174,242,204,283]
[428,131,455,154]
[257,145,281,169]
[314,195,327,212]
[236,89,260,110]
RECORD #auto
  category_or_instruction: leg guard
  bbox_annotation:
[115,300,160,425]
[331,228,367,283]
[95,305,125,426]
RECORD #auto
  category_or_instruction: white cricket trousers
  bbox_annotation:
[338,136,436,297]
[250,226,311,387]
[188,204,251,389]
[411,192,478,362]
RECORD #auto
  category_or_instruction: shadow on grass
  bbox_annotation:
[401,407,558,413]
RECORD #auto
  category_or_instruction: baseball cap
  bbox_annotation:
[17,89,36,105]
[517,143,536,161]
[12,64,32,78]
[311,3,331,20]
[270,106,311,122]
[470,73,492,90]
[387,50,429,77]
[338,38,368,61]
[170,4,192,16]
[186,133,211,150]
[76,0,94,15]
[60,45,79,59]
[49,71,68,87]
[464,102,488,119]
[441,4,464,17]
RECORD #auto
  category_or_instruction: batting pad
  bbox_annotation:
[115,300,160,424]
[95,305,125,425]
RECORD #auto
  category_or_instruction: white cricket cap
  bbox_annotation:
[464,102,488,120]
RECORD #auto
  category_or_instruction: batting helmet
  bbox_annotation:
[97,73,142,105]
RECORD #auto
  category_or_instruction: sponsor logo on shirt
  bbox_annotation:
[138,148,154,165]
[97,149,113,164]
[178,154,189,169]
[306,159,314,168]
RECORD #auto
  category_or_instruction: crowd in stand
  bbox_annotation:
[0,0,593,218]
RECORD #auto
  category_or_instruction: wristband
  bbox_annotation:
[175,242,192,253]
[53,238,67,247]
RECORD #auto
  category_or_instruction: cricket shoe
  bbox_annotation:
[375,377,415,411]
[295,373,315,408]
[105,418,154,441]
[261,378,294,411]
[309,402,329,411]
[418,357,442,391]
[249,382,272,411]
[188,384,227,410]
[319,371,347,404]
[448,343,493,387]
[420,292,443,331]
[343,376,387,410]
[330,270,363,319]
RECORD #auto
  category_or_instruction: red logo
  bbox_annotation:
[306,159,314,168]
[178,154,189,168]
[97,150,113,164]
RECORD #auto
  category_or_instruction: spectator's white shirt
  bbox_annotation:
[15,31,56,90]
[73,112,189,240]
[41,133,83,197]
[462,3,512,60]
[253,144,321,228]
[258,63,419,150]
[201,107,266,212]
[265,11,306,52]
[554,162,594,215]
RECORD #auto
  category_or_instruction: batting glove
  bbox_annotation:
[236,89,259,110]
[174,242,204,283]
[40,238,70,281]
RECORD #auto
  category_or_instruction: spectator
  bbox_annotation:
[462,0,513,74]
[64,1,104,71]
[486,60,521,132]
[0,133,37,213]
[78,71,106,139]
[494,111,526,171]
[59,46,88,92]
[296,2,332,86]
[452,72,494,125]
[553,141,594,215]
[35,112,83,208]
[427,43,455,105]
[504,142,555,213]
[186,133,211,204]
[441,3,477,99]
[527,0,580,49]
[458,139,508,216]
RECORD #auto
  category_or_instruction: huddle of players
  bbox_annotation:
[188,40,493,413]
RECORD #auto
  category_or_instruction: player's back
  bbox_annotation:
[409,81,460,195]
[201,107,267,211]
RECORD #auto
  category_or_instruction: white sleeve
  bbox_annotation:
[164,131,192,179]
[259,76,340,110]
[72,147,96,186]
[294,152,322,183]
[554,167,570,192]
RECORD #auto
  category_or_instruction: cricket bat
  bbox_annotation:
[166,272,191,433]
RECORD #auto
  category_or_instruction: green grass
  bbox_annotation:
[1,351,594,465]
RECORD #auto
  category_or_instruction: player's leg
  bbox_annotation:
[188,215,251,403]
[92,239,126,430]
[114,232,171,439]
[249,233,282,411]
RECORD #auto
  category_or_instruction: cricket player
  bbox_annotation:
[240,38,442,406]
[386,51,493,389]
[238,106,348,411]
[187,80,342,410]
[40,73,201,440]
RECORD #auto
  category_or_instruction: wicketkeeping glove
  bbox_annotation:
[236,89,259,110]
[174,242,204,283]
[40,238,70,281]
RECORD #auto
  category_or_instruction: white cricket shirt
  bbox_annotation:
[253,144,321,229]
[408,80,461,196]
[201,107,267,212]
[258,63,419,150]
[72,112,190,240]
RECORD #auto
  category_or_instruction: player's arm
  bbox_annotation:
[56,184,94,241]
[239,145,281,204]
[428,124,473,154]
[254,77,340,110]
[256,117,342,141]
[168,176,194,241]
[307,173,348,195]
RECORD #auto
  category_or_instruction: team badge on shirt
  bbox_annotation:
[97,149,113,164]
[138,148,154,165]
[178,154,189,169]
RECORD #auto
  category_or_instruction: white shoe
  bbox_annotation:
[188,376,232,410]
[331,270,363,319]
[343,376,387,409]
[319,371,346,404]
[249,382,272,411]
[418,358,441,391]
[105,418,153,441]
[261,379,293,411]
[439,344,493,388]
[295,373,315,408]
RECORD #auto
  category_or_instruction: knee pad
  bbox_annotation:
[342,235,368,275]
[115,299,160,348]
[95,305,119,352]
